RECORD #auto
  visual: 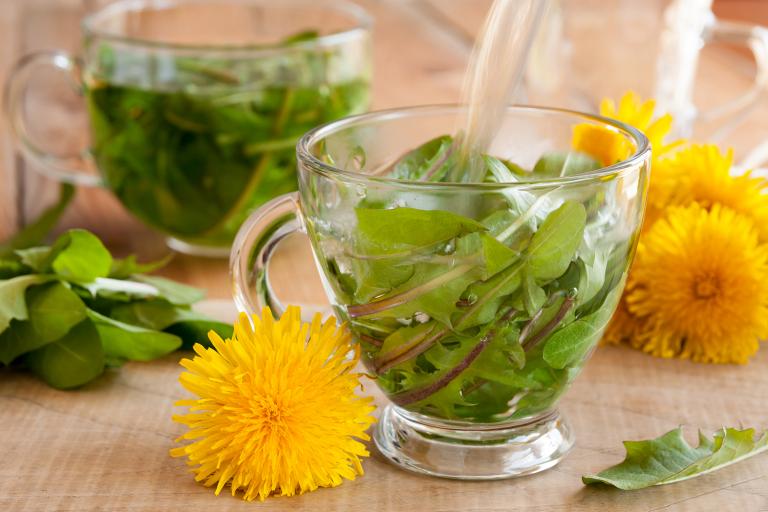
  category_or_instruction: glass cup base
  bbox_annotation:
[373,405,575,480]
[166,237,230,258]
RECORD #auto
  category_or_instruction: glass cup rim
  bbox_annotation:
[81,0,372,54]
[297,104,651,190]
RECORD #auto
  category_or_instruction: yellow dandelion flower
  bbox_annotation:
[171,306,376,501]
[653,144,768,241]
[571,123,631,167]
[599,91,676,158]
[572,91,677,167]
[627,204,768,364]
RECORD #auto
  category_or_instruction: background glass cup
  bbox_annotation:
[230,105,650,479]
[5,0,372,256]
[525,0,768,142]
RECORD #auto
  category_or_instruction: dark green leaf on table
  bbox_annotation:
[583,427,768,490]
[109,253,173,279]
[87,310,181,362]
[49,229,113,282]
[165,319,234,349]
[25,320,104,390]
[16,247,53,272]
[132,275,205,305]
[0,282,89,364]
[0,275,52,333]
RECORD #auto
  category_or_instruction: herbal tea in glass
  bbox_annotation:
[231,106,650,479]
[6,0,371,255]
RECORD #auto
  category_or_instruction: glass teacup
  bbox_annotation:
[6,0,371,256]
[231,105,650,479]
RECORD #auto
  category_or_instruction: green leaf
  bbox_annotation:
[391,135,456,181]
[0,282,88,365]
[131,275,205,305]
[25,320,104,389]
[164,319,233,349]
[522,271,546,315]
[0,323,37,365]
[280,29,320,45]
[583,427,768,490]
[358,231,511,326]
[0,275,52,333]
[577,249,608,304]
[49,229,113,282]
[365,262,481,326]
[15,247,53,272]
[377,321,442,366]
[109,300,233,348]
[543,286,621,369]
[355,207,486,255]
[109,253,173,279]
[468,324,525,384]
[0,184,74,258]
[87,309,181,361]
[527,201,586,280]
[532,151,601,178]
[348,257,415,304]
[76,277,161,302]
[455,262,524,330]
[481,233,519,278]
[0,258,27,279]
[109,300,182,330]
[24,282,87,342]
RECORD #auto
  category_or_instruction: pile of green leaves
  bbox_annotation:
[584,426,768,490]
[86,30,370,247]
[316,135,632,421]
[0,190,232,389]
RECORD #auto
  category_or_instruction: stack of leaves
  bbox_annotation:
[316,132,631,423]
[0,187,232,389]
[575,92,768,364]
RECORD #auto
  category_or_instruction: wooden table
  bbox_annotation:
[2,1,768,511]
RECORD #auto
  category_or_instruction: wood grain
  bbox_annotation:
[1,1,768,511]
[1,347,767,511]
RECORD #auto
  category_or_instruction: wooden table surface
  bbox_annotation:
[2,1,768,511]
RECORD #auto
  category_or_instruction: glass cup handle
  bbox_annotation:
[230,192,304,317]
[696,20,768,136]
[4,51,101,186]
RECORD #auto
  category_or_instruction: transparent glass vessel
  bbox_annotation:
[6,0,372,256]
[231,105,650,479]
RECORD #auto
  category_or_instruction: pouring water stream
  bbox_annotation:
[453,0,548,182]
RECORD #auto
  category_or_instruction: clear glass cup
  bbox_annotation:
[231,105,650,479]
[5,0,372,256]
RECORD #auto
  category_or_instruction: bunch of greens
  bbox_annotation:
[86,30,369,248]
[0,188,232,389]
[316,135,633,422]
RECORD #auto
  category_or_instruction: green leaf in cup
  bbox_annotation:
[318,135,629,421]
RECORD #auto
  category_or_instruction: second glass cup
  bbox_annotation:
[231,105,650,479]
[6,0,372,256]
